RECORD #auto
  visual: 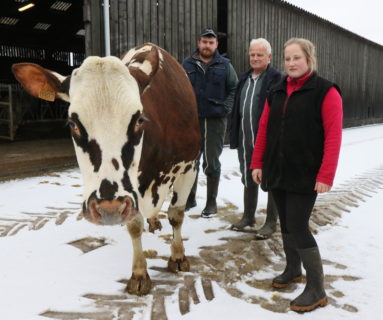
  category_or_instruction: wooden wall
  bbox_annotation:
[227,0,383,126]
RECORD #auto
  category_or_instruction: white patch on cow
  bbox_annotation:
[68,56,143,204]
[138,160,196,218]
[121,45,153,65]
[158,50,164,69]
[128,60,153,76]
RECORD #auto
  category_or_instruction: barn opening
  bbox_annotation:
[0,0,85,141]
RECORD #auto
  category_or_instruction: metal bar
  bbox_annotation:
[103,0,111,56]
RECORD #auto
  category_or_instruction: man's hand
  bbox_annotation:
[252,169,262,184]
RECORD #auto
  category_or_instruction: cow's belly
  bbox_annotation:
[138,160,195,218]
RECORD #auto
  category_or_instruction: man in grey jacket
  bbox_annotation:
[183,28,238,218]
[229,38,281,238]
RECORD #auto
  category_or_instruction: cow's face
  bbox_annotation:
[12,56,149,226]
[67,56,146,225]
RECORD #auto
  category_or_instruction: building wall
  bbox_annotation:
[86,0,383,127]
[227,0,383,126]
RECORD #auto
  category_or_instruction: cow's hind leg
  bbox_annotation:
[166,167,196,272]
[126,213,152,295]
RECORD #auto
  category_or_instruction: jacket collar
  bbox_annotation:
[191,49,223,65]
[276,72,318,92]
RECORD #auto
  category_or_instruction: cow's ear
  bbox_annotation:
[12,63,70,102]
[123,45,159,95]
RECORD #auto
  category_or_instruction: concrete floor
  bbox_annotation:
[0,138,77,181]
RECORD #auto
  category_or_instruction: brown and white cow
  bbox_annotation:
[12,43,200,295]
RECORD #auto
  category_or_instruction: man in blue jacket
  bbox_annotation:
[230,38,281,238]
[183,28,238,218]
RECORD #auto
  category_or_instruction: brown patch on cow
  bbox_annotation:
[88,140,102,172]
[99,179,118,200]
[163,176,170,184]
[171,192,178,206]
[70,113,102,172]
[112,158,119,170]
[128,46,159,95]
[172,165,181,174]
[182,164,192,174]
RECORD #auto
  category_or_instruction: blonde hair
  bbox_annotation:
[284,38,317,72]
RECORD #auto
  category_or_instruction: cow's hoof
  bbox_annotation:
[126,273,152,296]
[147,217,162,233]
[167,256,190,273]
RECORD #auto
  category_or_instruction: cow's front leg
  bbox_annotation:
[126,213,152,295]
[167,205,190,272]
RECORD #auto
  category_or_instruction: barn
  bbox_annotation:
[1,0,383,142]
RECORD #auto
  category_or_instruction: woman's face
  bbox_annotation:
[284,43,310,79]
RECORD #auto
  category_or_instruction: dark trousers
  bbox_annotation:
[271,189,317,249]
[197,117,227,179]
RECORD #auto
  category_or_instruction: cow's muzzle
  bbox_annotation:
[85,196,135,225]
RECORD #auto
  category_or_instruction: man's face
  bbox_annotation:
[197,36,218,59]
[249,44,271,74]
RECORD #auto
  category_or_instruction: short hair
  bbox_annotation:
[249,38,272,55]
[284,38,317,72]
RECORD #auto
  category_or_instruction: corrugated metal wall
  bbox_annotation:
[227,0,383,126]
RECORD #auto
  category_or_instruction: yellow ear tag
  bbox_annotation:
[38,82,56,102]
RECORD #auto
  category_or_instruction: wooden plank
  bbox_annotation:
[118,0,128,54]
[178,0,185,61]
[150,0,158,45]
[109,0,119,55]
[164,0,172,52]
[127,0,136,49]
[212,0,217,31]
[143,0,150,43]
[171,0,179,60]
[195,0,202,34]
[184,0,192,57]
[158,0,165,47]
[135,0,143,45]
[190,0,196,52]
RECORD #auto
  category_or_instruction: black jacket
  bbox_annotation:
[229,65,281,149]
[262,73,340,194]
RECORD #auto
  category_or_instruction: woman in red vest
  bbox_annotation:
[250,38,343,312]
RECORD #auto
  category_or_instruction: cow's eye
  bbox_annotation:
[136,116,147,126]
[68,120,81,136]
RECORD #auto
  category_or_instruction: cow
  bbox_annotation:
[12,43,201,295]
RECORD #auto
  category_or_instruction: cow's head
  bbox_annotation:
[12,45,160,226]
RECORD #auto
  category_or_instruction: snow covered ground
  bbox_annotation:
[0,123,382,320]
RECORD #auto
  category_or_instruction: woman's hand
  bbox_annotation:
[252,169,262,184]
[315,182,331,194]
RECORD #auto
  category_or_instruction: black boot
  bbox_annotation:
[255,192,278,239]
[290,247,328,312]
[272,234,302,288]
[201,177,219,218]
[231,186,258,230]
[185,176,197,211]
